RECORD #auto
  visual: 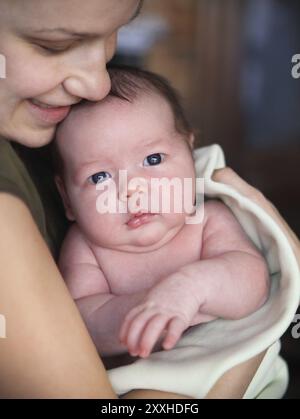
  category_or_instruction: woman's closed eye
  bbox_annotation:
[143,153,166,167]
[34,41,76,54]
[88,172,112,185]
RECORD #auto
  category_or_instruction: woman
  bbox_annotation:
[0,0,298,398]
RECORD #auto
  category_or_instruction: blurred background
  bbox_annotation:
[112,0,300,398]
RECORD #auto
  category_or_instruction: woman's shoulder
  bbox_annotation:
[0,136,25,190]
[0,137,37,195]
[0,137,69,259]
[0,136,46,232]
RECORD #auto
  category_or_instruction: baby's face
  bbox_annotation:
[56,93,196,253]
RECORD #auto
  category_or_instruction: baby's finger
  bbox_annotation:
[138,314,170,358]
[162,317,186,350]
[119,305,145,344]
[124,309,157,356]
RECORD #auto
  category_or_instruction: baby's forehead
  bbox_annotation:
[65,95,127,124]
[59,95,135,137]
[56,91,179,164]
[58,91,172,137]
[56,97,122,144]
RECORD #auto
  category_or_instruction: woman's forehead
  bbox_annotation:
[1,0,141,34]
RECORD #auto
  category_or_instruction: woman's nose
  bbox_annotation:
[62,47,112,101]
[63,68,111,102]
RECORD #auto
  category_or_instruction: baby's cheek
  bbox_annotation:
[78,197,98,220]
[77,205,115,245]
[77,188,99,212]
[69,192,96,223]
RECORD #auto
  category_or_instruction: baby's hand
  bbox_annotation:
[119,273,204,358]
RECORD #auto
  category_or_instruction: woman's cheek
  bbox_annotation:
[21,63,59,96]
[105,32,118,62]
[9,46,59,97]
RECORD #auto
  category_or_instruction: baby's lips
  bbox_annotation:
[126,212,157,229]
[126,210,148,220]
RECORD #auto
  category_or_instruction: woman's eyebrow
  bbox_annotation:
[32,1,143,38]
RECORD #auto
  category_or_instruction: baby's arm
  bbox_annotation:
[182,200,269,318]
[120,200,269,357]
[59,224,147,357]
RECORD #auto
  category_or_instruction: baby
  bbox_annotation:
[54,66,269,360]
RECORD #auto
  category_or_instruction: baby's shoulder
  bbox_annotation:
[62,223,87,247]
[203,199,236,226]
[59,224,96,267]
[204,199,232,216]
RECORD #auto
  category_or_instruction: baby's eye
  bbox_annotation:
[88,172,112,185]
[143,153,165,167]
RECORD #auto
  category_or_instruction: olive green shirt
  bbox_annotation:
[0,136,68,259]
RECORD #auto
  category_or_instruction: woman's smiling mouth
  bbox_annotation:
[27,99,73,124]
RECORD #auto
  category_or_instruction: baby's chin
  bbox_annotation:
[114,223,184,254]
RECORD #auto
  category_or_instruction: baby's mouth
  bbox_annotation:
[126,212,157,229]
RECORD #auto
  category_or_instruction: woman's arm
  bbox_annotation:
[0,193,116,398]
[122,351,267,399]
[212,168,300,262]
[205,350,267,399]
[0,193,197,399]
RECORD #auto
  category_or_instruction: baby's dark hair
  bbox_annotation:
[107,65,192,137]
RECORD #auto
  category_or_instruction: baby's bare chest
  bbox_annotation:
[94,225,203,295]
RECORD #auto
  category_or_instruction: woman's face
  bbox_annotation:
[0,0,140,147]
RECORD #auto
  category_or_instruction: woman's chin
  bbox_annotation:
[13,124,55,148]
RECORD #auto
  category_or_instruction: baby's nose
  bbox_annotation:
[119,177,149,213]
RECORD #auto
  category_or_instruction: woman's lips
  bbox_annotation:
[27,100,71,124]
[127,213,157,229]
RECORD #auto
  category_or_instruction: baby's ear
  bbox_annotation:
[188,133,195,149]
[55,176,75,222]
